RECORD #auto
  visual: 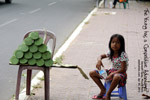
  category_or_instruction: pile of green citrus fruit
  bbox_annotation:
[10,32,53,67]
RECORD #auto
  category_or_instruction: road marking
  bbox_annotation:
[0,19,18,28]
[48,2,56,6]
[29,8,41,14]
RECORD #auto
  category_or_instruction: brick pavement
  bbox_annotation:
[27,1,150,100]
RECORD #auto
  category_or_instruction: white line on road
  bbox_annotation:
[29,8,41,14]
[48,2,56,6]
[0,19,18,28]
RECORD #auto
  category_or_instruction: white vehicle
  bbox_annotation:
[5,0,12,3]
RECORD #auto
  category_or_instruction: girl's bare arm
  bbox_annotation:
[97,54,107,61]
[96,54,107,70]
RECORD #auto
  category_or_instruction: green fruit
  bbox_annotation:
[24,37,34,46]
[29,45,38,53]
[45,59,53,67]
[10,56,19,65]
[33,52,42,59]
[29,32,39,40]
[42,51,51,60]
[18,44,29,52]
[36,59,44,66]
[34,38,43,46]
[15,50,24,59]
[24,52,32,59]
[28,58,36,65]
[20,58,28,64]
[38,44,47,53]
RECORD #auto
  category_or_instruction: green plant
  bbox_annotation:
[37,76,44,81]
[85,21,89,24]
[30,93,35,96]
[32,83,42,89]
[92,13,97,16]
[9,94,15,100]
[53,55,64,64]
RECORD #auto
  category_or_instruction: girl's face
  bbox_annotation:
[111,37,121,52]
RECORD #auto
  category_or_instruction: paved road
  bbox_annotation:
[0,0,96,99]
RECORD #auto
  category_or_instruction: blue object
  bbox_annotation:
[99,70,105,75]
[104,81,127,100]
[99,70,107,79]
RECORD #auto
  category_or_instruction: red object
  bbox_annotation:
[92,95,105,99]
[119,0,126,2]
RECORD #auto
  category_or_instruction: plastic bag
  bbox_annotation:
[99,70,107,79]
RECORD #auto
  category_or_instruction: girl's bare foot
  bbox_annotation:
[92,89,106,99]
[97,89,106,98]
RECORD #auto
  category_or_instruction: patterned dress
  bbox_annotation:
[106,51,129,87]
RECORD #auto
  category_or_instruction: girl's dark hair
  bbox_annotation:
[109,34,125,60]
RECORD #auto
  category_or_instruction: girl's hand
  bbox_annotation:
[96,61,101,70]
[106,73,114,80]
[96,60,104,70]
[96,55,106,70]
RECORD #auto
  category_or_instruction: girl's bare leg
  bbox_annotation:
[89,70,106,96]
[105,74,121,100]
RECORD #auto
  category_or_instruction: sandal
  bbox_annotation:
[92,95,105,99]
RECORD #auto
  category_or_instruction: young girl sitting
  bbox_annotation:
[89,34,129,100]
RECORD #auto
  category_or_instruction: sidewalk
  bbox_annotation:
[27,1,150,100]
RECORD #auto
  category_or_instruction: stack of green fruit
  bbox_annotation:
[10,32,53,67]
